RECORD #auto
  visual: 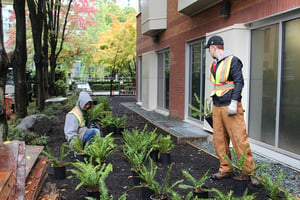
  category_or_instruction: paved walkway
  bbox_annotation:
[121,102,300,198]
[121,102,211,144]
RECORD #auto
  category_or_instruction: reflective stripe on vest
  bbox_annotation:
[69,106,85,128]
[210,55,235,97]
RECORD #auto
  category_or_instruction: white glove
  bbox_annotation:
[227,100,238,116]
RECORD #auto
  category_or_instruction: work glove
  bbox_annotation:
[227,100,238,116]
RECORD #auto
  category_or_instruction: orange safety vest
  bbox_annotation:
[69,106,85,135]
[210,55,235,97]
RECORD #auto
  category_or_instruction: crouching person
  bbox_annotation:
[64,91,100,146]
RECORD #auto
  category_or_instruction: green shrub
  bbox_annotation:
[55,79,68,97]
[7,128,49,145]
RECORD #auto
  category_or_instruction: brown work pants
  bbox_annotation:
[212,102,255,174]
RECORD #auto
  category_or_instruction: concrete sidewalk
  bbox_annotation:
[121,102,211,144]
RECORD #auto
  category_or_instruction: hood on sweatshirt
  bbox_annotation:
[77,91,93,110]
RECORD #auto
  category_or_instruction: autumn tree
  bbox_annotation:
[0,0,10,143]
[93,14,136,89]
[47,0,73,96]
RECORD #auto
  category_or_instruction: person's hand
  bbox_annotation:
[227,100,238,116]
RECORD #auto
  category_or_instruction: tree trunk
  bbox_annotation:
[28,0,46,111]
[43,12,49,99]
[48,0,73,96]
[0,0,9,143]
[12,0,28,119]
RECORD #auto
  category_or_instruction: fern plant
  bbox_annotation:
[157,134,174,154]
[70,158,113,192]
[123,144,150,170]
[189,93,212,118]
[114,115,127,129]
[178,169,210,193]
[221,144,269,179]
[122,125,156,153]
[208,188,256,200]
[134,161,184,198]
[258,171,285,200]
[42,142,71,167]
[100,114,115,128]
[70,137,87,154]
[85,133,116,164]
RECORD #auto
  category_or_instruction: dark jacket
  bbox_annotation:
[211,50,244,106]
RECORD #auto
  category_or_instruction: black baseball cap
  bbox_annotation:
[205,36,224,48]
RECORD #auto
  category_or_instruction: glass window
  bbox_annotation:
[188,39,206,120]
[249,17,300,155]
[157,50,170,110]
[279,18,300,154]
[249,24,279,145]
[138,56,142,102]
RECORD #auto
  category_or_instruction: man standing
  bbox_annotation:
[205,35,259,186]
[64,91,100,145]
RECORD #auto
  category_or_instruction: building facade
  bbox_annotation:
[136,0,300,170]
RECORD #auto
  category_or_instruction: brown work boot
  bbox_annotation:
[250,176,261,188]
[211,171,231,180]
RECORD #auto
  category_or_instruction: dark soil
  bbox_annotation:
[43,96,269,200]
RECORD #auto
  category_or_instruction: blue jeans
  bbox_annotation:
[82,128,100,145]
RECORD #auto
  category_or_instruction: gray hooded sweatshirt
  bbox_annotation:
[64,91,92,142]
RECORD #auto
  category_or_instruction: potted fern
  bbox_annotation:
[114,115,127,135]
[134,160,184,200]
[189,93,213,127]
[42,142,71,179]
[258,171,285,200]
[221,144,269,196]
[70,137,89,162]
[69,158,113,199]
[157,135,174,165]
[85,133,116,164]
[208,188,257,200]
[100,114,116,135]
[178,169,210,198]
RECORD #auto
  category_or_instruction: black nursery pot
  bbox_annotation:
[87,190,100,200]
[102,127,109,136]
[75,153,88,162]
[115,127,124,136]
[150,150,159,162]
[205,116,213,128]
[131,170,142,185]
[159,152,171,165]
[193,187,209,198]
[150,194,168,200]
[233,177,248,197]
[53,165,66,179]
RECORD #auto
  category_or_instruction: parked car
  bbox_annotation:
[74,82,92,94]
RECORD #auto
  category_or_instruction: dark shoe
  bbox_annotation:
[250,176,261,188]
[211,171,231,180]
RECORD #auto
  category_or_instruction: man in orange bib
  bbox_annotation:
[205,35,259,187]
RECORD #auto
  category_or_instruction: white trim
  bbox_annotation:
[250,142,300,171]
[154,108,169,116]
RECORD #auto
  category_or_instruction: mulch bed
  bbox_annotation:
[42,96,269,199]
